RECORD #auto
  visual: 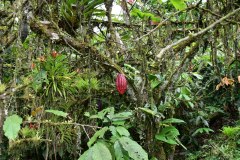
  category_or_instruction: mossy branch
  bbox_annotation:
[157,7,240,59]
[0,83,30,100]
[29,18,124,73]
[24,120,102,129]
[9,138,52,150]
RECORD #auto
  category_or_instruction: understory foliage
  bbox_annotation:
[0,0,240,160]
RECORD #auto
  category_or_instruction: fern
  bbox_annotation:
[75,78,99,90]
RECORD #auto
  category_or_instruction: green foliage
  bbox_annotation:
[131,8,160,22]
[32,54,78,99]
[75,78,99,90]
[114,141,128,160]
[191,72,203,80]
[3,115,22,140]
[52,124,77,158]
[1,0,240,159]
[192,127,214,136]
[79,142,112,160]
[155,126,180,145]
[87,127,109,147]
[161,118,185,124]
[115,126,130,137]
[118,137,148,160]
[45,109,68,118]
[82,0,105,17]
[139,107,158,116]
[80,109,148,160]
[60,0,105,22]
[0,83,6,93]
[31,54,99,101]
[85,107,132,124]
[148,74,164,89]
[222,126,240,138]
[20,126,37,138]
[60,0,78,21]
[32,70,48,92]
[187,125,240,160]
[81,129,148,160]
[170,0,187,10]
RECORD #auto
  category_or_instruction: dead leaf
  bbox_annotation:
[222,77,228,85]
[216,83,223,90]
[221,77,234,86]
[228,78,234,85]
[216,77,235,90]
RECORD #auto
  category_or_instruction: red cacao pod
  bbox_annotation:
[116,73,127,94]
[51,51,58,58]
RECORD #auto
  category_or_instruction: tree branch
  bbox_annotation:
[160,42,199,95]
[0,33,17,54]
[29,18,126,73]
[157,7,240,59]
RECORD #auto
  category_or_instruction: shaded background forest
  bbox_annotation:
[0,0,240,159]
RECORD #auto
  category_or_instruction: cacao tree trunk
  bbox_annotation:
[0,100,5,156]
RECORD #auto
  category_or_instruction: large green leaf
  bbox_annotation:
[116,126,130,137]
[32,70,48,91]
[119,137,148,160]
[170,0,187,10]
[84,0,105,14]
[161,118,185,124]
[155,126,180,144]
[87,127,109,147]
[150,79,161,89]
[92,142,112,160]
[3,114,23,140]
[131,8,159,21]
[191,72,203,80]
[114,141,129,160]
[139,108,157,116]
[109,126,119,143]
[111,111,132,121]
[79,142,112,160]
[45,109,68,118]
[88,107,114,120]
[79,149,93,160]
[192,127,214,136]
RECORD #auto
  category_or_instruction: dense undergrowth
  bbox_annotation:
[0,0,240,160]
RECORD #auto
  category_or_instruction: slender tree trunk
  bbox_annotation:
[0,100,5,156]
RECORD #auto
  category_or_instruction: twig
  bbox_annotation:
[160,42,199,95]
[0,83,30,100]
[135,5,198,42]
[134,10,183,42]
[82,126,90,140]
[199,7,240,25]
[10,138,52,147]
[157,7,240,59]
[0,33,17,54]
[24,121,102,129]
